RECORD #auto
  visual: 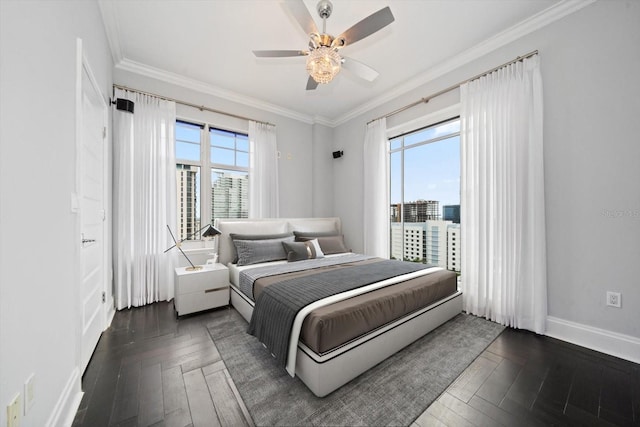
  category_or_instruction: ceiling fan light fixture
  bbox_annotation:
[253,1,394,90]
[306,46,341,84]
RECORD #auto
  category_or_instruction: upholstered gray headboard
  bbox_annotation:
[214,217,342,266]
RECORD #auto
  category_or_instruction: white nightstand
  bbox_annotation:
[174,263,230,316]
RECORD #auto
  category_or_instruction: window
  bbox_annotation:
[209,128,249,221]
[389,117,460,273]
[175,120,249,241]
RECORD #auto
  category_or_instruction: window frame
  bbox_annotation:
[175,119,249,240]
[388,115,461,264]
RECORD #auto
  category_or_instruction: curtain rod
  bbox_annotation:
[112,84,274,126]
[367,50,538,125]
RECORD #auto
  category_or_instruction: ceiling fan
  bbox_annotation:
[253,0,395,90]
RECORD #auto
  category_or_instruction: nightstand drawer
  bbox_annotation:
[174,263,230,316]
[176,286,229,316]
[177,268,228,294]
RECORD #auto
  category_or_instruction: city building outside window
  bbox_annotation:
[389,117,461,274]
[175,120,248,241]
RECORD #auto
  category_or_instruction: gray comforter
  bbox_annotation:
[238,253,373,300]
[246,258,432,368]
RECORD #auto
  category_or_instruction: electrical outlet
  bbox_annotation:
[6,393,21,427]
[606,291,621,308]
[24,374,35,415]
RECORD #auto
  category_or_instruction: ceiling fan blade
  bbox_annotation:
[306,76,319,91]
[282,0,319,37]
[342,57,379,82]
[253,50,308,58]
[337,6,395,46]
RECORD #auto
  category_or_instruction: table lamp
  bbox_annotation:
[165,224,221,271]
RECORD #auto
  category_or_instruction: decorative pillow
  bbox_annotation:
[282,239,325,262]
[229,232,293,263]
[294,232,349,255]
[306,239,325,258]
[293,230,339,239]
[230,232,293,241]
[233,236,294,266]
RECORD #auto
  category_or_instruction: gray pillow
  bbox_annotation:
[294,232,349,255]
[234,236,294,266]
[230,232,293,263]
[230,232,293,240]
[282,240,324,262]
[293,230,339,239]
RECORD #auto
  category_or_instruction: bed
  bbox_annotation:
[215,217,462,397]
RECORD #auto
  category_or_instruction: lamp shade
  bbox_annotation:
[165,224,221,271]
[202,224,221,238]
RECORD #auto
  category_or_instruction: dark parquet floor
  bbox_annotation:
[72,302,640,427]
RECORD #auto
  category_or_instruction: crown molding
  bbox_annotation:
[116,59,316,125]
[100,0,595,128]
[332,0,597,127]
[99,0,316,125]
[98,0,123,65]
[311,115,336,128]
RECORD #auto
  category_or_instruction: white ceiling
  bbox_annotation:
[100,0,566,125]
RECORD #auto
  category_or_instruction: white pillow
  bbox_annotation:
[307,239,325,258]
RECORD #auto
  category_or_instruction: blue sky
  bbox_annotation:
[176,123,249,168]
[175,121,200,161]
[390,135,461,207]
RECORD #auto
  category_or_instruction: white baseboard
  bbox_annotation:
[45,309,113,427]
[546,316,640,364]
[46,367,83,427]
[106,303,116,328]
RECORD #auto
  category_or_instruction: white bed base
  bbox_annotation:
[230,284,463,397]
[216,217,463,397]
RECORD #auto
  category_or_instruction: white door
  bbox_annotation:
[79,56,108,373]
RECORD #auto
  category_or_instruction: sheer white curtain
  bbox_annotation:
[248,121,279,218]
[363,118,389,257]
[460,55,547,333]
[113,89,177,310]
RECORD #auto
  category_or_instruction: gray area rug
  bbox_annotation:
[207,309,504,426]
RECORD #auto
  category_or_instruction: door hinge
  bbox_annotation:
[102,291,106,303]
[102,126,107,139]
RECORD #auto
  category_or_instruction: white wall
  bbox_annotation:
[539,0,640,351]
[113,70,317,218]
[0,1,113,426]
[333,1,640,347]
[311,123,335,217]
